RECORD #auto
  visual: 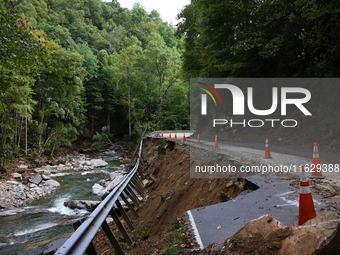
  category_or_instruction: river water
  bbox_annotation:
[0,155,121,255]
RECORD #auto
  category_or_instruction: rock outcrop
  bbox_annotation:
[0,177,60,208]
[91,183,106,197]
[0,149,121,209]
[64,200,100,211]
[223,213,340,255]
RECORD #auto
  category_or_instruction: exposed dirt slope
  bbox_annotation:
[136,137,246,235]
[93,137,247,254]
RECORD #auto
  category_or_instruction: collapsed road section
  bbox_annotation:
[184,174,331,249]
[91,136,340,254]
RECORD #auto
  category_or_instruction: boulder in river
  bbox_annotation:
[90,159,108,168]
[109,171,121,180]
[44,179,61,188]
[99,170,110,177]
[91,183,105,197]
[104,175,125,194]
[0,201,10,209]
[42,175,51,180]
[64,200,100,211]
[102,150,116,156]
[12,173,22,179]
[6,180,19,185]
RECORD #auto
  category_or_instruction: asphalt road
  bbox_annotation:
[188,138,340,183]
[185,175,327,249]
[150,133,340,249]
[181,136,340,249]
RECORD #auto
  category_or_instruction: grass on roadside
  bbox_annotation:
[120,215,192,255]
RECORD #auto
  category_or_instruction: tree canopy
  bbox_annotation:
[0,0,188,172]
[2,0,339,173]
[176,0,340,78]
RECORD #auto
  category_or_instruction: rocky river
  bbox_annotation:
[0,149,130,254]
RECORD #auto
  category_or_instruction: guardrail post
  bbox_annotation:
[109,208,132,245]
[125,186,141,205]
[133,174,144,191]
[135,175,144,188]
[140,152,146,171]
[130,183,144,199]
[130,180,144,198]
[120,194,139,219]
[101,220,125,255]
[115,200,134,230]
[137,164,144,178]
[124,188,141,206]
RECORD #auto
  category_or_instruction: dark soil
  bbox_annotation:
[92,137,248,254]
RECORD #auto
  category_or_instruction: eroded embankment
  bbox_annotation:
[134,137,247,235]
[91,137,340,254]
[93,137,249,254]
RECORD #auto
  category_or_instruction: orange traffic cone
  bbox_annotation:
[161,131,163,137]
[310,143,325,179]
[175,133,177,139]
[169,132,171,138]
[197,133,200,143]
[214,134,218,147]
[298,165,316,225]
[264,137,272,159]
[183,133,186,141]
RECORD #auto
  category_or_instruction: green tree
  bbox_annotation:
[4,0,189,155]
[140,33,181,126]
[33,46,86,157]
[0,0,48,171]
[114,36,142,136]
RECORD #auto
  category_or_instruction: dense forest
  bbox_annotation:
[176,0,340,144]
[176,0,340,78]
[1,0,340,172]
[0,0,189,172]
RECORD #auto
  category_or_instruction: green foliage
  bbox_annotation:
[131,3,150,25]
[37,23,77,50]
[159,216,191,255]
[1,0,189,171]
[91,126,112,148]
[0,0,49,170]
[176,0,340,77]
[33,45,86,156]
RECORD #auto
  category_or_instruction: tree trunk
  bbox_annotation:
[50,120,59,159]
[128,77,131,137]
[157,78,164,125]
[2,123,7,170]
[25,115,27,157]
[16,117,23,158]
[107,100,110,132]
[91,114,95,136]
[15,112,17,146]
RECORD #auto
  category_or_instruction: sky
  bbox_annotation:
[116,0,191,25]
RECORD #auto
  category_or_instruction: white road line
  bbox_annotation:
[186,210,204,249]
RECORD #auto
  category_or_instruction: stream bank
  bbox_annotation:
[0,147,131,255]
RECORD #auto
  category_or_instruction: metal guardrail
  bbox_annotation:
[54,130,193,255]
[55,139,145,255]
[151,130,194,133]
[149,130,195,138]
